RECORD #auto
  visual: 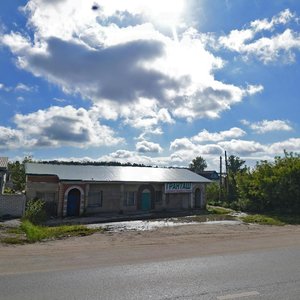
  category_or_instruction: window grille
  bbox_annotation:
[124,191,135,206]
[88,191,103,207]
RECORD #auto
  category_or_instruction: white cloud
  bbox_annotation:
[246,84,264,95]
[269,138,300,154]
[15,83,36,92]
[0,83,12,92]
[0,126,33,150]
[0,0,262,125]
[243,29,300,64]
[242,119,293,134]
[250,9,295,32]
[38,135,300,171]
[219,9,300,64]
[99,150,172,166]
[136,140,163,153]
[218,139,265,155]
[11,105,123,148]
[0,82,37,93]
[169,138,196,151]
[192,127,246,143]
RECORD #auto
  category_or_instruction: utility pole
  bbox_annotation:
[225,150,229,199]
[219,155,222,202]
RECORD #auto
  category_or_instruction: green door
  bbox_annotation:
[141,192,151,211]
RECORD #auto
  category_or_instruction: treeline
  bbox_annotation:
[207,151,300,214]
[40,160,151,167]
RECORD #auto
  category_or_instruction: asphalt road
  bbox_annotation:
[1,245,299,300]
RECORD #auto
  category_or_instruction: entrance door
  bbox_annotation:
[67,188,81,216]
[195,188,202,208]
[141,191,151,211]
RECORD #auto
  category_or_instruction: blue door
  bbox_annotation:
[141,192,151,211]
[67,188,80,216]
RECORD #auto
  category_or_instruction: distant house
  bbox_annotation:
[198,171,220,181]
[0,157,8,194]
[25,163,211,217]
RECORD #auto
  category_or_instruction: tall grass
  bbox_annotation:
[20,220,100,243]
[240,214,285,226]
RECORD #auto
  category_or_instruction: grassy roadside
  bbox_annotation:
[207,204,300,226]
[240,213,300,226]
[0,220,103,245]
[207,205,233,215]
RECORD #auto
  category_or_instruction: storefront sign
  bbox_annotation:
[165,182,192,193]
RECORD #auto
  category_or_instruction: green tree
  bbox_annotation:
[189,156,207,174]
[206,182,222,205]
[226,155,246,203]
[236,151,300,213]
[8,156,32,192]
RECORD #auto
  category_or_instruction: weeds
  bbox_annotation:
[207,206,233,215]
[0,236,26,245]
[240,214,285,226]
[20,220,101,243]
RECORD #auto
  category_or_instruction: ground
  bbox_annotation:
[1,221,300,275]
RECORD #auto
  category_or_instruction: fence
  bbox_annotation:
[0,194,26,217]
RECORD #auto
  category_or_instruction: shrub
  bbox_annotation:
[206,182,220,204]
[23,198,47,224]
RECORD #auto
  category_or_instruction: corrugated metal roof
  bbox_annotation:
[0,157,8,169]
[25,163,211,183]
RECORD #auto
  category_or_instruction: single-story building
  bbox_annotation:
[0,157,8,194]
[25,163,211,217]
[198,170,220,181]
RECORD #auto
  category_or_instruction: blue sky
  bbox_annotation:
[0,0,299,169]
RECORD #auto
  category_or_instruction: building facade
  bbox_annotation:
[0,157,8,194]
[25,163,211,217]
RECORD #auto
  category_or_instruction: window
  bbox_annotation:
[88,191,103,207]
[36,192,55,202]
[155,191,162,204]
[124,191,135,206]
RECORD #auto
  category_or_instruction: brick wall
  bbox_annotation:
[0,194,26,217]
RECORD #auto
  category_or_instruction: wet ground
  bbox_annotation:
[87,215,242,232]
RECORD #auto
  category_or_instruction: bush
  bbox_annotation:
[23,198,47,224]
[206,182,221,204]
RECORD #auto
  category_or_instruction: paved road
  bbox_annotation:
[1,245,299,300]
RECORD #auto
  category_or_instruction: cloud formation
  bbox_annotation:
[1,0,262,124]
[241,119,293,133]
[218,9,300,64]
[136,140,163,153]
[2,106,123,149]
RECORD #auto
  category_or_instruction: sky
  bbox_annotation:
[0,0,300,170]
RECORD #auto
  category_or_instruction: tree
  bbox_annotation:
[226,155,246,202]
[189,156,207,174]
[8,156,32,192]
[236,151,300,213]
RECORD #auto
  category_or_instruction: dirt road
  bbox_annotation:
[1,223,300,275]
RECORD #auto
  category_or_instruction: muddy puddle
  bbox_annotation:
[87,215,242,232]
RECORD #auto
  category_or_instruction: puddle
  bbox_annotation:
[87,220,198,232]
[87,216,242,232]
[184,214,238,223]
[229,212,248,218]
[202,220,242,225]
